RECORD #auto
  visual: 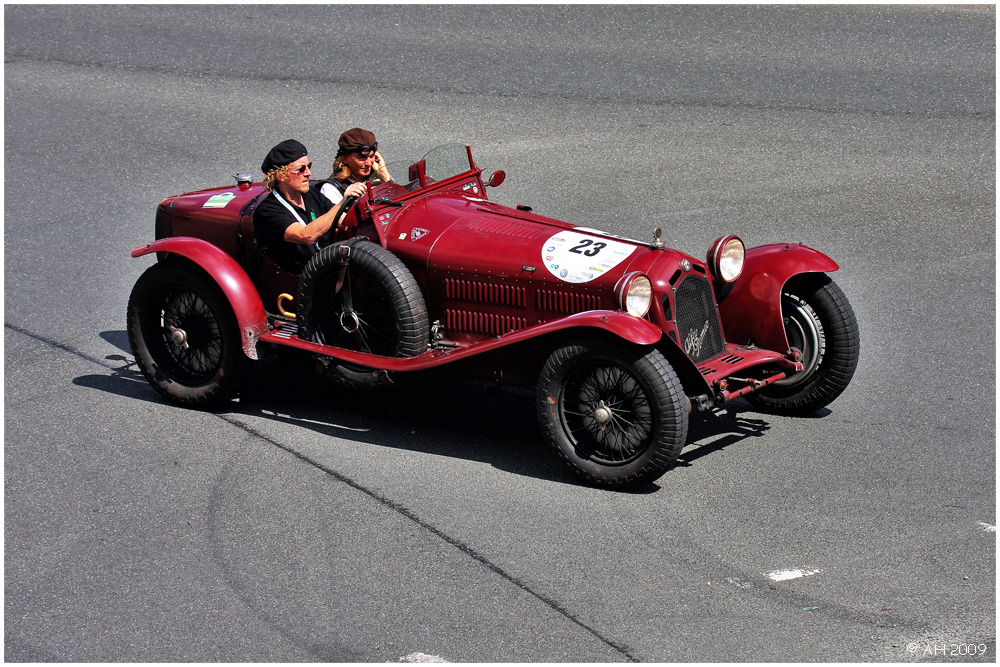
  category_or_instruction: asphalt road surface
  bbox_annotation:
[4,5,995,662]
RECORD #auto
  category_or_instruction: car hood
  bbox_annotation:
[382,192,674,288]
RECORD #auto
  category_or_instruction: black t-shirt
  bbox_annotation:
[252,187,333,274]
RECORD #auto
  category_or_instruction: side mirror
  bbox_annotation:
[487,170,506,187]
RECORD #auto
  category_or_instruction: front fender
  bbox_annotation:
[132,237,269,360]
[552,310,663,346]
[719,243,839,352]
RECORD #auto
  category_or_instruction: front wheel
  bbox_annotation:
[537,335,689,490]
[127,260,246,407]
[747,274,860,415]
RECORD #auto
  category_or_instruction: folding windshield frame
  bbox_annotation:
[374,144,480,203]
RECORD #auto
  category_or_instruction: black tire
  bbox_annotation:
[747,274,860,415]
[297,241,429,388]
[537,334,689,490]
[127,260,246,407]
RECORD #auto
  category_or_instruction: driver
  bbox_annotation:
[319,127,391,206]
[252,139,343,275]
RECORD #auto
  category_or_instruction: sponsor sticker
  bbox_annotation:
[203,192,236,208]
[541,230,635,283]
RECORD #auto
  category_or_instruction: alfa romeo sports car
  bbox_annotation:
[128,144,860,489]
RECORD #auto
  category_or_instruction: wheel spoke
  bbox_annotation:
[560,359,658,465]
[355,311,397,352]
[154,287,224,382]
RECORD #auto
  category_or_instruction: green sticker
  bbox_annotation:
[203,192,237,209]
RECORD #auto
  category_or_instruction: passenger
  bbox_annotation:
[252,139,344,275]
[319,127,391,207]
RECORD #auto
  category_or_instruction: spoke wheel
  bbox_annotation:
[538,335,688,490]
[561,362,656,466]
[159,288,224,382]
[128,260,245,406]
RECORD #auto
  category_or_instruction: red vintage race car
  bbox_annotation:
[127,144,860,489]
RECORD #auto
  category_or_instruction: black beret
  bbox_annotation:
[261,139,307,173]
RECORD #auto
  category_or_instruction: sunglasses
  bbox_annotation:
[288,162,312,174]
[354,143,378,158]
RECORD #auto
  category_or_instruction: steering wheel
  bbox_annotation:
[318,194,359,247]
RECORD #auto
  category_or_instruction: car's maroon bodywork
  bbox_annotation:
[129,143,863,488]
[134,144,840,409]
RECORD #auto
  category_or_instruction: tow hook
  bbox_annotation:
[690,394,715,412]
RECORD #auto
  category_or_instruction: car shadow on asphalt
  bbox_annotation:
[71,331,162,402]
[229,349,574,487]
[79,331,784,491]
[676,405,772,467]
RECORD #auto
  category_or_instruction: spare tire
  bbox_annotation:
[297,240,430,388]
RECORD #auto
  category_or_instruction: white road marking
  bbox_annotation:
[399,653,448,663]
[725,576,754,589]
[260,410,369,432]
[976,521,996,533]
[766,567,822,582]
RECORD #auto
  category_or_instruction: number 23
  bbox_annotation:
[569,239,606,257]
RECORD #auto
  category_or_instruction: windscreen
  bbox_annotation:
[382,144,473,193]
[422,144,473,182]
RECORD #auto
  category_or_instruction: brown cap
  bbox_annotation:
[337,127,377,155]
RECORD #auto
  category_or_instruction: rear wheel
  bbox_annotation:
[537,335,688,490]
[127,260,246,407]
[747,274,859,415]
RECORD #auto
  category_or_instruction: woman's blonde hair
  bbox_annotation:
[330,157,351,182]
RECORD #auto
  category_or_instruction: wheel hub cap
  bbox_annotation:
[593,400,613,426]
[168,326,189,350]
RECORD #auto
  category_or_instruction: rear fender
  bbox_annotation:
[131,237,269,360]
[719,243,839,352]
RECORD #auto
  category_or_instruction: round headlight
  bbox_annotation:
[708,235,745,282]
[617,273,652,318]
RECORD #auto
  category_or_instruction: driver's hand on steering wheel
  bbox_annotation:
[344,182,366,199]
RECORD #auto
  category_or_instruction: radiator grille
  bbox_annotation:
[674,276,725,363]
